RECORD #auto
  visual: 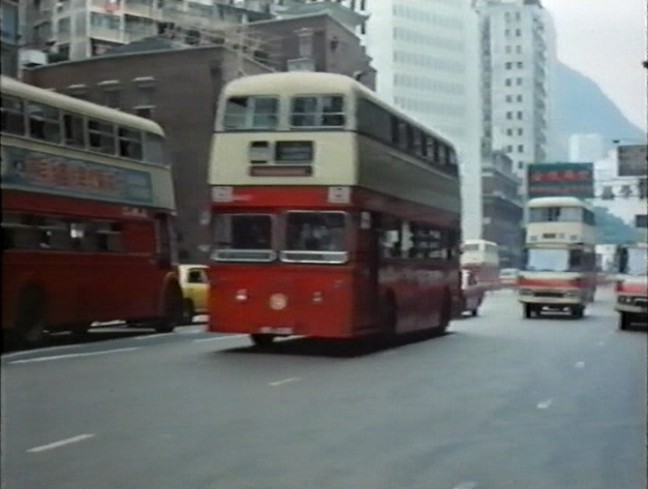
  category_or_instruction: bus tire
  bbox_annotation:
[524,304,537,319]
[155,282,183,333]
[571,306,584,319]
[619,312,630,330]
[438,294,452,333]
[380,292,397,337]
[15,286,46,348]
[182,299,195,324]
[250,334,275,347]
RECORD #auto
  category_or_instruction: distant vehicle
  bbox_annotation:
[1,75,183,348]
[206,72,462,346]
[614,243,647,330]
[499,268,519,287]
[178,265,209,323]
[460,269,484,317]
[460,239,500,290]
[518,197,597,319]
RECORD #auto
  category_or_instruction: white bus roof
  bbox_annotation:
[462,239,497,246]
[1,75,164,137]
[527,196,592,208]
[221,72,455,148]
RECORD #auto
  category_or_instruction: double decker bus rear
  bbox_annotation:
[1,76,183,348]
[208,72,462,346]
[460,239,499,290]
[614,243,647,330]
[518,197,597,319]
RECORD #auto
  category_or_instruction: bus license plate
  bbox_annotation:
[260,327,293,335]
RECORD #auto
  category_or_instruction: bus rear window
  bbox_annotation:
[223,97,278,130]
[211,214,274,262]
[290,95,345,128]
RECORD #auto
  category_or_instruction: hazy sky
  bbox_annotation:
[542,0,647,133]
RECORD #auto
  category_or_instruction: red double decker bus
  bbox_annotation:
[207,72,462,346]
[1,76,183,348]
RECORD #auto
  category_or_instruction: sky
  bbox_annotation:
[542,0,647,133]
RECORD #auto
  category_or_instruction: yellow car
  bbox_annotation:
[178,265,209,323]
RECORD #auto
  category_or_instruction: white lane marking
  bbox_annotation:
[135,333,170,341]
[193,334,247,343]
[536,399,553,409]
[8,347,140,365]
[176,326,205,335]
[2,343,84,359]
[269,377,301,387]
[574,361,585,369]
[27,434,95,453]
[453,482,478,489]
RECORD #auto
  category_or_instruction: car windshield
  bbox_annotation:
[524,248,570,272]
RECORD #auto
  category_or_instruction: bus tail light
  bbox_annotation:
[312,291,323,304]
[235,289,248,302]
[615,280,623,293]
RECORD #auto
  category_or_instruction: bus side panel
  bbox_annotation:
[208,265,356,338]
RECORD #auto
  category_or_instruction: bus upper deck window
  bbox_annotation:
[291,95,345,128]
[224,96,278,130]
[1,95,25,135]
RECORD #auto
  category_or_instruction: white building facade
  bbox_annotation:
[364,0,483,241]
[474,0,557,184]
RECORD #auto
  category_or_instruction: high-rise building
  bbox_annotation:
[568,133,604,163]
[22,0,272,62]
[1,0,23,76]
[362,0,483,241]
[474,0,557,184]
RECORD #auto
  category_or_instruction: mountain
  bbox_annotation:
[553,62,646,159]
[594,206,642,245]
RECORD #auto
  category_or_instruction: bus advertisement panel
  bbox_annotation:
[518,197,597,319]
[207,72,462,346]
[1,75,183,348]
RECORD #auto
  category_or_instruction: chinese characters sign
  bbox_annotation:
[617,144,647,177]
[2,147,153,205]
[527,162,594,198]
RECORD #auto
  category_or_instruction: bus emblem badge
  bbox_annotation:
[269,293,288,310]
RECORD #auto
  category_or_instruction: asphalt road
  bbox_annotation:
[1,286,646,489]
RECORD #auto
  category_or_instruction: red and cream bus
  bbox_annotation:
[460,239,499,289]
[207,72,462,346]
[1,75,183,347]
[614,242,647,330]
[518,196,597,319]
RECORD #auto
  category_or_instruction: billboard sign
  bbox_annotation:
[617,144,647,177]
[527,162,594,198]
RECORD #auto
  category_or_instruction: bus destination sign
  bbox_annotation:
[2,148,154,205]
[527,162,594,198]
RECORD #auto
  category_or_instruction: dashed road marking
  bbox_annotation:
[135,333,169,341]
[269,377,301,387]
[8,347,140,365]
[537,399,553,409]
[192,334,247,343]
[27,434,95,453]
[453,482,478,489]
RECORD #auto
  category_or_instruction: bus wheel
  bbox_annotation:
[16,287,46,347]
[571,306,584,319]
[524,304,533,319]
[182,299,195,325]
[250,334,275,347]
[155,283,183,333]
[619,312,630,330]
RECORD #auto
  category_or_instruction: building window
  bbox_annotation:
[505,29,510,37]
[505,45,511,53]
[518,161,524,170]
[515,12,521,21]
[506,129,513,136]
[506,111,513,120]
[516,78,523,86]
[515,29,521,36]
[506,95,512,102]
[507,145,513,152]
[517,61,523,68]
[517,111,523,120]
[516,94,523,102]
[58,17,71,35]
[517,128,523,135]
[518,144,524,152]
[516,45,522,53]
[505,78,512,86]
[505,62,512,70]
